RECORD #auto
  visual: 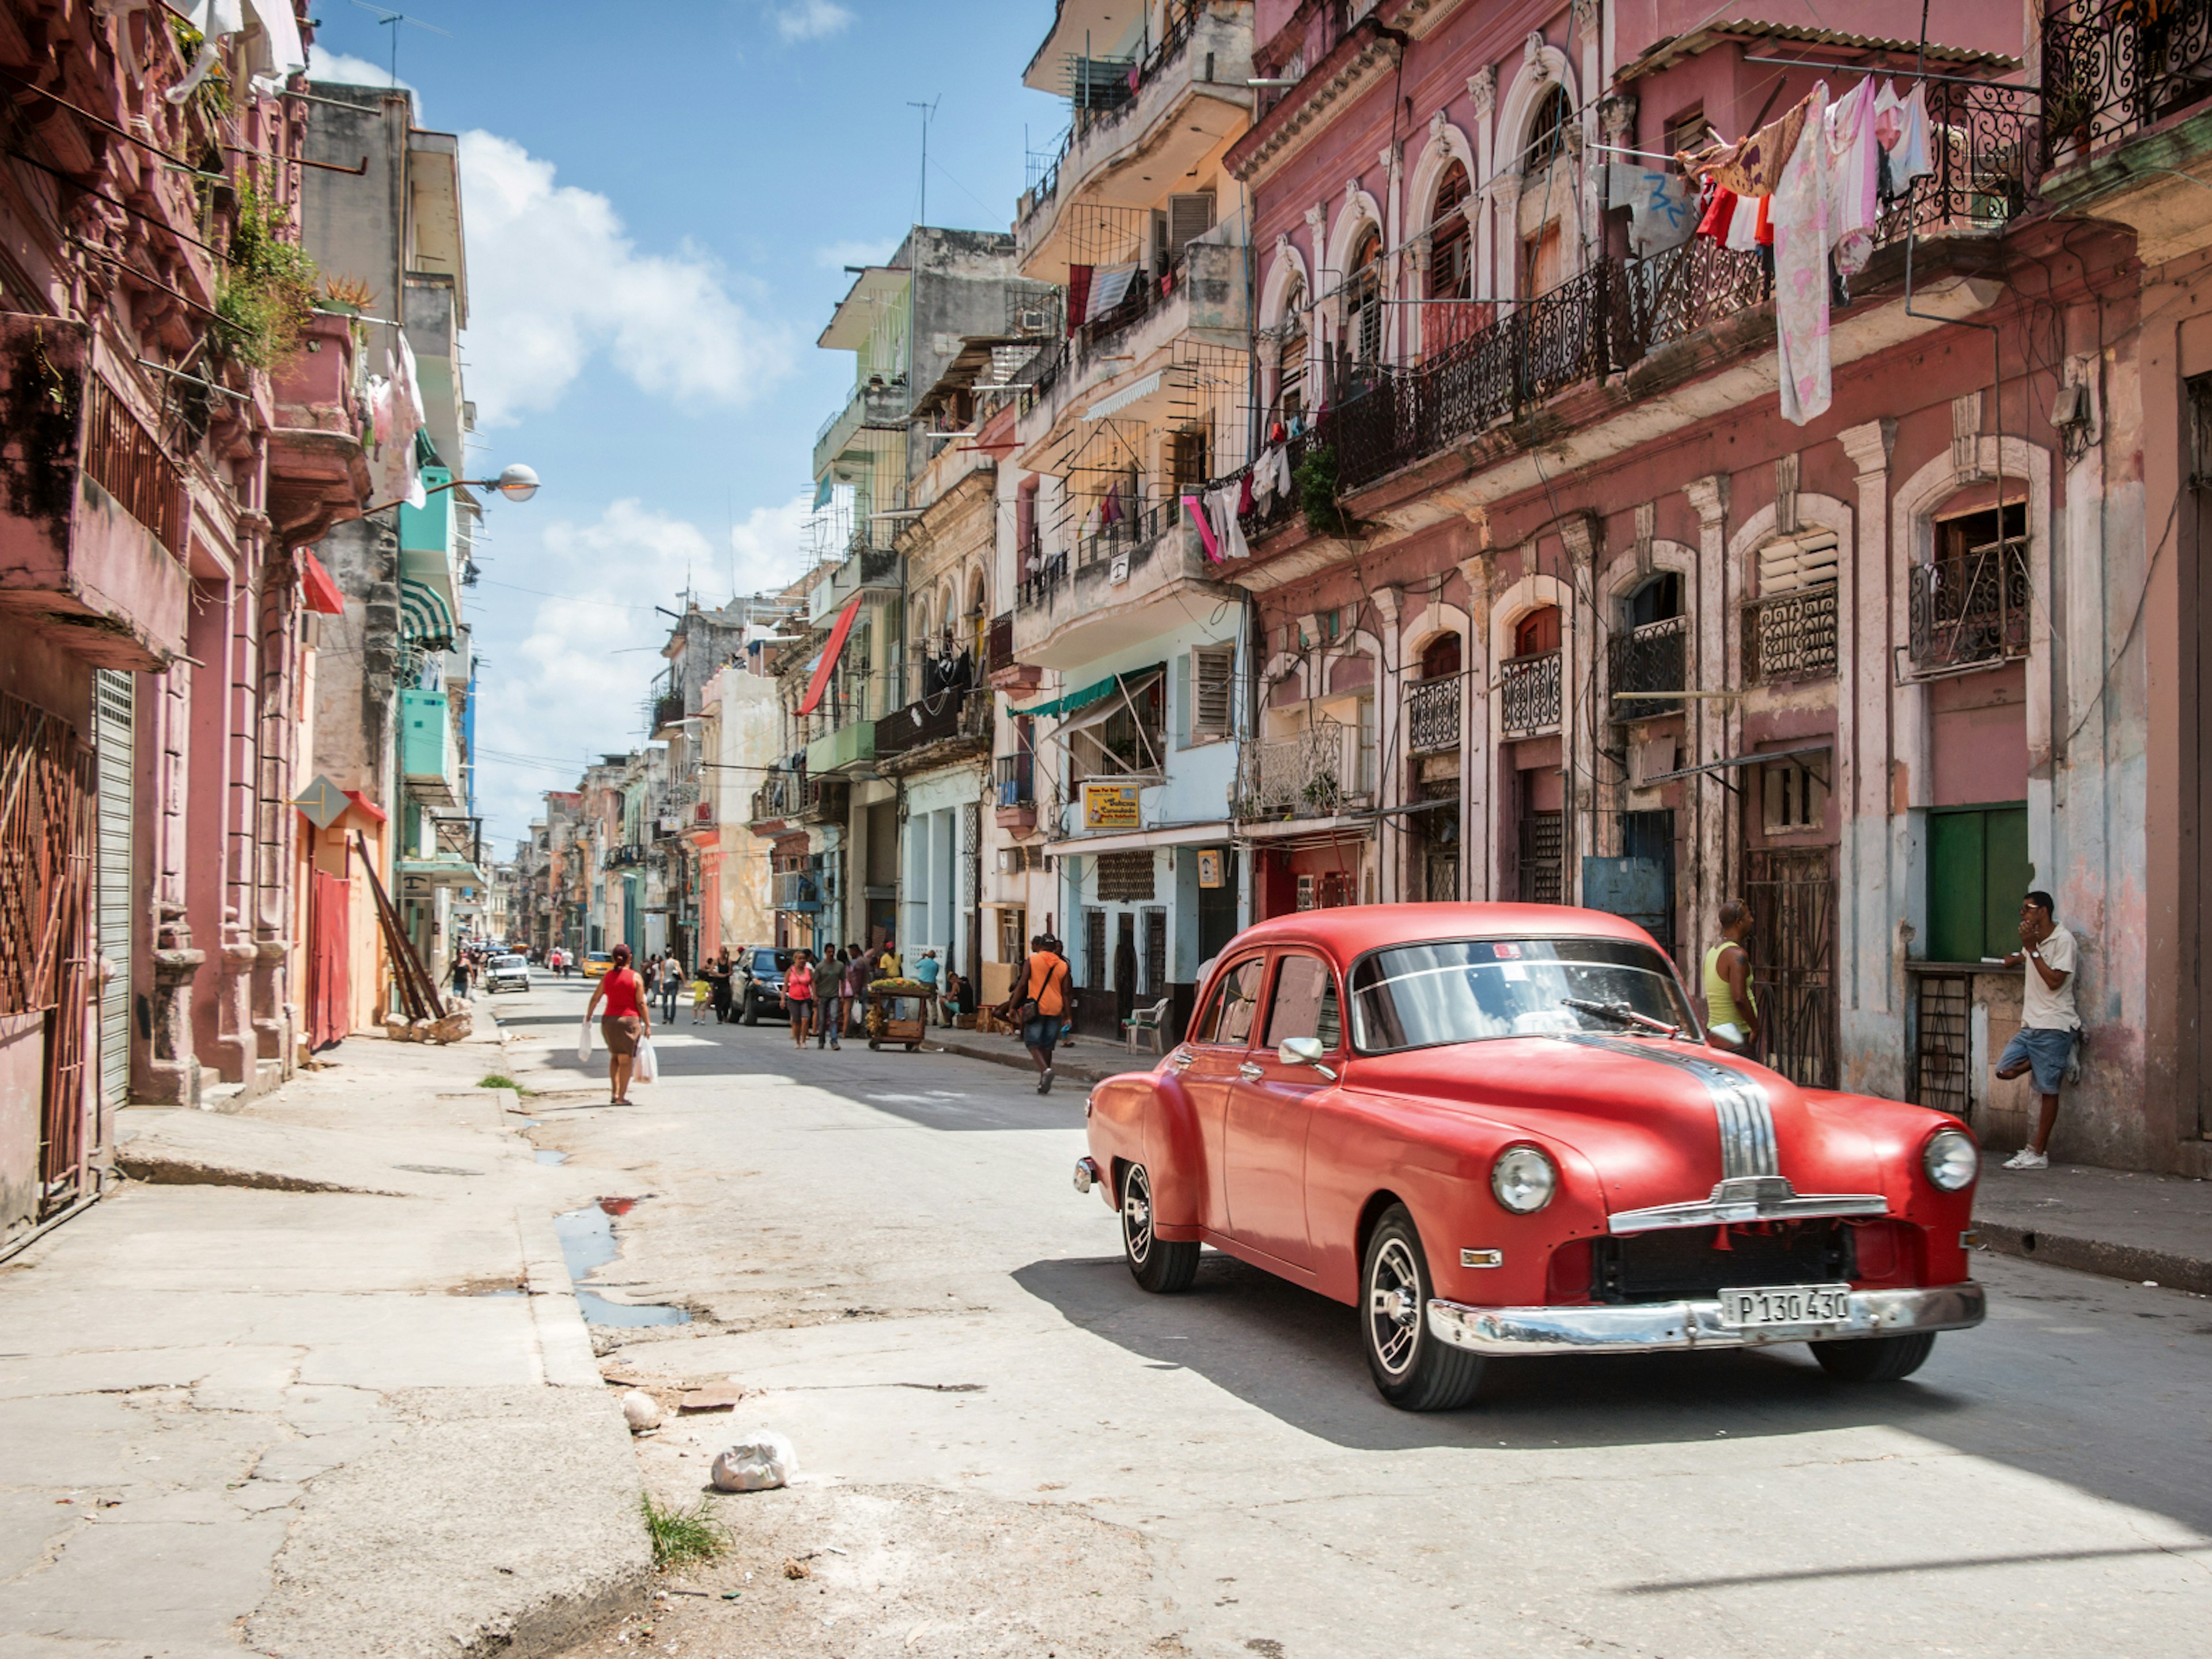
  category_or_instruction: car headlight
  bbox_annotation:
[1491,1145,1558,1214]
[1923,1127,1979,1192]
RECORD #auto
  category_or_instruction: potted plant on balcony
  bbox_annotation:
[1296,444,1353,538]
[1301,771,1342,816]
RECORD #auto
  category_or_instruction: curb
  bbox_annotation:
[1975,1221,2212,1296]
[931,1036,1133,1087]
[516,1203,605,1387]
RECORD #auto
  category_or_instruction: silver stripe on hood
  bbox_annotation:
[1558,1035,1779,1179]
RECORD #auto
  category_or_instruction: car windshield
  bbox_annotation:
[1348,937,1699,1054]
[753,950,792,974]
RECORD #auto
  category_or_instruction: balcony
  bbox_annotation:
[806,715,876,777]
[813,378,911,480]
[1498,650,1562,738]
[400,688,459,806]
[874,688,991,774]
[1011,514,1228,671]
[1743,586,1839,685]
[1236,719,1368,823]
[651,690,686,736]
[772,870,822,912]
[1014,1,1252,281]
[1609,616,1690,721]
[801,775,849,825]
[1908,542,2031,674]
[268,309,373,546]
[2041,0,2212,258]
[994,752,1037,832]
[1403,672,1464,755]
[0,321,190,669]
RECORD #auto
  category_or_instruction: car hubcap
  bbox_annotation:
[1368,1237,1422,1376]
[1123,1169,1153,1266]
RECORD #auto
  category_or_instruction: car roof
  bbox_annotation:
[1224,903,1660,967]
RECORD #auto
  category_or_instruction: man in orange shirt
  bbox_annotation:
[1009,933,1071,1094]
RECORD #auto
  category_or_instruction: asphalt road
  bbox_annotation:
[492,974,2212,1659]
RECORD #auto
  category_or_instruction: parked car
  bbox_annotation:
[1074,904,1984,1412]
[736,946,795,1025]
[484,953,531,994]
[580,952,613,979]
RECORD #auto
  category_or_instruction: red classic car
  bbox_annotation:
[1073,904,1984,1411]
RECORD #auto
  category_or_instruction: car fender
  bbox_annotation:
[1086,1067,1203,1231]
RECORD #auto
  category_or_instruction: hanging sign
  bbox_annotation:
[1082,782,1141,830]
[1196,849,1225,889]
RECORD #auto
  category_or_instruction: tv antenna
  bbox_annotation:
[908,97,939,226]
[350,1,450,90]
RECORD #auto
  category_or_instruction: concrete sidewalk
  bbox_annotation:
[930,1029,1143,1088]
[1974,1161,2212,1295]
[0,1020,647,1658]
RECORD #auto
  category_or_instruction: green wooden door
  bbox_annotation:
[1927,806,2030,961]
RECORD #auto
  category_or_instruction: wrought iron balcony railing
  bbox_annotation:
[2043,0,2212,166]
[1235,718,1356,823]
[987,611,1016,673]
[1608,615,1690,719]
[1908,540,2031,671]
[994,752,1035,810]
[875,689,987,760]
[1499,650,1562,738]
[1404,672,1464,754]
[1743,585,1840,685]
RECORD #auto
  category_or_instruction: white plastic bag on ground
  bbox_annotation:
[576,1013,593,1063]
[634,1037,658,1085]
[711,1430,796,1491]
[620,1389,662,1431]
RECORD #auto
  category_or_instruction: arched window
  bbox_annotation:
[1623,572,1682,630]
[1420,632,1463,679]
[1345,224,1384,368]
[1521,85,1573,176]
[1519,85,1574,297]
[1429,161,1472,301]
[1275,276,1308,420]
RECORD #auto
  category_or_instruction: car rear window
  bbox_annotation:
[1348,938,1698,1053]
[753,950,791,973]
[493,956,525,968]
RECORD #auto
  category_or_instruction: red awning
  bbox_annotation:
[299,550,346,615]
[796,593,863,717]
[342,788,388,825]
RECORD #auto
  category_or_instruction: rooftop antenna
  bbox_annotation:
[349,0,450,90]
[908,97,939,226]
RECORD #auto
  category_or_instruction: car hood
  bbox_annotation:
[1344,1036,1888,1214]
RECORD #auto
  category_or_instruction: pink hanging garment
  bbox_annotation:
[1772,84,1833,426]
[1183,494,1221,563]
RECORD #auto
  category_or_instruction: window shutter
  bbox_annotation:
[1757,531,1839,594]
[1192,645,1234,738]
[1174,652,1191,749]
[1167,428,1209,487]
[1168,192,1215,256]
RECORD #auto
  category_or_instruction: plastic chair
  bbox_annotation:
[1124,996,1172,1054]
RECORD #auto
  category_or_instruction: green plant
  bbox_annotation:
[213,183,319,370]
[641,1494,728,1572]
[477,1074,526,1093]
[1295,443,1350,538]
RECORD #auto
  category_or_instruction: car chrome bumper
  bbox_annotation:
[1426,1282,1986,1357]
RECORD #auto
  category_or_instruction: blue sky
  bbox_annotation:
[306,1,1066,846]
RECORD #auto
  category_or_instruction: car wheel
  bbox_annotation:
[1119,1162,1199,1294]
[740,991,759,1027]
[1362,1204,1484,1411]
[1809,1331,1937,1382]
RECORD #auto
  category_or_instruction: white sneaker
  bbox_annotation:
[2003,1147,2048,1171]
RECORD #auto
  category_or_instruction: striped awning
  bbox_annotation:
[399,577,456,650]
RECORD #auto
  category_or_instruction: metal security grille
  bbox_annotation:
[1097,850,1154,902]
[93,671,132,1112]
[1914,972,1972,1117]
[1743,584,1840,683]
[1142,907,1166,996]
[1744,846,1839,1089]
[1517,812,1563,904]
[1404,673,1463,753]
[1499,650,1562,736]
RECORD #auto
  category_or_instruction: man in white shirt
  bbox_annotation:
[1993,890,2079,1171]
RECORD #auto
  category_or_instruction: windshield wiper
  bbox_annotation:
[1560,997,1683,1039]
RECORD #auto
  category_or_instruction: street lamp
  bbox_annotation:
[365,463,541,515]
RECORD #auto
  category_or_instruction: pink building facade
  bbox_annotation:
[1224,1,2203,1173]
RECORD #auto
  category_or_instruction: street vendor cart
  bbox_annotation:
[865,978,930,1051]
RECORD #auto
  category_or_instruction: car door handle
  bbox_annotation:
[1238,1062,1264,1082]
[1169,1050,1194,1070]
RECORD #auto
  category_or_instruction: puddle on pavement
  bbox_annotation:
[553,1202,690,1327]
[535,1149,569,1165]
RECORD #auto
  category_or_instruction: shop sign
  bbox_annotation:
[1082,782,1140,830]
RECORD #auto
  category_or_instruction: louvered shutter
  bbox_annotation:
[1167,192,1215,256]
[1757,531,1840,594]
[1192,645,1234,738]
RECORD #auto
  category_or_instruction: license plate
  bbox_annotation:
[1717,1283,1853,1327]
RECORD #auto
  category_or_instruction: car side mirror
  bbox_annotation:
[1278,1036,1336,1079]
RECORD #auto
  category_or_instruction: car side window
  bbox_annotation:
[1195,957,1267,1047]
[1263,953,1342,1052]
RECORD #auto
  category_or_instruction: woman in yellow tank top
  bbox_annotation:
[1703,900,1760,1054]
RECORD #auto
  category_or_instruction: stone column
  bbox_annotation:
[1457,554,1494,899]
[1369,585,1404,901]
[1684,475,1730,980]
[1839,420,1900,1092]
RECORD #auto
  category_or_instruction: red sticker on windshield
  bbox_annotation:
[1493,943,1521,958]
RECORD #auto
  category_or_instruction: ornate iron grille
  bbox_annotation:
[1908,540,2030,671]
[1608,616,1688,719]
[1743,585,1839,684]
[83,375,183,554]
[1235,719,1347,821]
[1913,972,1974,1118]
[1404,672,1463,754]
[2042,0,2212,166]
[1517,812,1564,904]
[1744,846,1839,1090]
[1499,649,1562,736]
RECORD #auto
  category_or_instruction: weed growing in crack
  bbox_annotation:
[641,1494,728,1571]
[478,1074,528,1093]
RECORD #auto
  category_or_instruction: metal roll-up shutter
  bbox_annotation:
[93,669,133,1111]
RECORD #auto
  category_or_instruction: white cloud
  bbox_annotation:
[305,46,416,100]
[815,237,900,270]
[471,497,814,842]
[774,1,854,41]
[457,131,791,426]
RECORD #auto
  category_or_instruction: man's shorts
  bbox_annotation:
[2000,1025,2076,1094]
[1023,1014,1059,1054]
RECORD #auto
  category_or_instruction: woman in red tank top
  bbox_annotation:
[586,942,652,1104]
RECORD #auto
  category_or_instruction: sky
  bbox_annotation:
[302,1,1066,850]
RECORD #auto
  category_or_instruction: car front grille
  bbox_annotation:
[1591,1221,1855,1304]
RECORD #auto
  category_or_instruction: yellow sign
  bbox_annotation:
[1083,782,1140,830]
[1196,849,1225,889]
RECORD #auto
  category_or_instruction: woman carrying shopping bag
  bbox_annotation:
[584,942,652,1105]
